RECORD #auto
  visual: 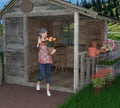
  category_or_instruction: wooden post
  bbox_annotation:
[79,51,87,88]
[23,16,29,82]
[73,12,79,92]
[104,21,108,39]
[86,58,91,84]
[91,58,95,74]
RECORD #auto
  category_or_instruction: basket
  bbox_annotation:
[47,47,55,55]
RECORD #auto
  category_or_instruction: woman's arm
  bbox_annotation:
[36,36,41,47]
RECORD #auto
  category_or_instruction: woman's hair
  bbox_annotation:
[38,28,48,34]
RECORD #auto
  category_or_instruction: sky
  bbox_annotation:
[66,0,90,4]
[0,0,9,9]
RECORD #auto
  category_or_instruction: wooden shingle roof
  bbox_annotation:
[0,0,119,23]
[0,0,17,18]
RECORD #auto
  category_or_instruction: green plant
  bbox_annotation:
[91,72,105,88]
[45,36,56,47]
[105,68,115,81]
[98,57,120,66]
[91,68,116,88]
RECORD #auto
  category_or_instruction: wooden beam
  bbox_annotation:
[104,21,108,39]
[49,0,98,18]
[73,12,79,92]
[23,16,29,82]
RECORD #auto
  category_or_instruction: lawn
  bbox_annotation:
[108,22,120,32]
[57,75,120,108]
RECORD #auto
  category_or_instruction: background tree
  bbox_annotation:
[76,0,79,6]
[103,4,108,16]
[91,0,96,11]
[96,0,102,13]
[65,0,120,19]
[82,0,88,8]
[115,8,119,19]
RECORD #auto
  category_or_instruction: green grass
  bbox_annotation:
[57,75,120,108]
[108,22,120,40]
[108,22,120,32]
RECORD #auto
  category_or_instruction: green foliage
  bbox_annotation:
[89,0,120,19]
[66,0,120,19]
[108,22,120,32]
[98,57,120,66]
[107,22,120,40]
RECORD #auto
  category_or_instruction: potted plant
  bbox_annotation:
[100,39,118,53]
[91,72,105,93]
[98,68,116,86]
[105,68,116,86]
[45,36,57,55]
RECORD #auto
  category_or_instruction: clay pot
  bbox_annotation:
[92,41,97,48]
[88,47,96,57]
[96,50,100,55]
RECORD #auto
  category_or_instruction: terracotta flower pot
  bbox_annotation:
[95,50,100,55]
[88,47,96,57]
[92,41,97,48]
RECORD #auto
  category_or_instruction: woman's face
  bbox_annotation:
[40,32,47,38]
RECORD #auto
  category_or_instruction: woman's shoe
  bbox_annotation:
[36,85,40,91]
[47,90,51,96]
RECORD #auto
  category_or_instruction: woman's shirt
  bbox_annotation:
[38,42,53,64]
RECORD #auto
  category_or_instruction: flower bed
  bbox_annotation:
[91,68,116,89]
[98,57,120,66]
[100,39,118,53]
[96,61,120,74]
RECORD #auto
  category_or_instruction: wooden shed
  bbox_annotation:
[0,0,119,92]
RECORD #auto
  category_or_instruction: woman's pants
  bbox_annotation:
[38,63,52,83]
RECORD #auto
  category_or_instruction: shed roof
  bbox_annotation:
[0,0,119,23]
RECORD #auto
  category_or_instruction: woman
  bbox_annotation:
[36,28,56,96]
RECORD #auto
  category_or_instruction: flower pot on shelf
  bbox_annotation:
[88,47,96,57]
[96,50,100,55]
[92,41,97,48]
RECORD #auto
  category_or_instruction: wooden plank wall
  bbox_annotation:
[4,17,25,82]
[79,20,104,49]
[0,37,3,52]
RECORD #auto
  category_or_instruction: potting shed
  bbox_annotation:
[0,0,119,92]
